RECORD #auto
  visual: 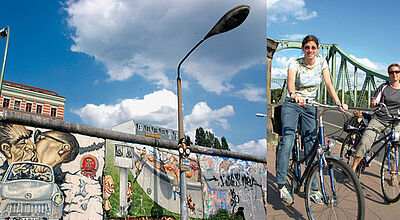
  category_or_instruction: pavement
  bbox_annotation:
[266,141,400,219]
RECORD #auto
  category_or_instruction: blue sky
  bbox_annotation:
[0,0,267,156]
[268,0,400,87]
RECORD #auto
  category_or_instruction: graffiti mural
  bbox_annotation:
[0,122,104,219]
[0,122,267,219]
[201,155,267,219]
[104,139,203,219]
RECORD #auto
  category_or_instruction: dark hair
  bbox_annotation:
[302,35,319,48]
[51,131,80,163]
[387,63,400,72]
[0,123,14,145]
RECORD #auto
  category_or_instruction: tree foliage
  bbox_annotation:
[195,127,230,150]
[271,88,283,103]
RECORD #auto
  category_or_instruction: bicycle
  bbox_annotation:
[340,112,371,175]
[340,103,400,203]
[281,99,365,220]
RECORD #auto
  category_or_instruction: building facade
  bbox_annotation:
[0,81,65,120]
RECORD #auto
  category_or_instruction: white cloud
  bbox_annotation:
[184,102,234,133]
[271,55,295,79]
[65,0,266,93]
[267,0,317,24]
[282,34,306,41]
[73,89,177,128]
[349,54,387,74]
[236,84,266,102]
[73,90,235,139]
[230,139,267,157]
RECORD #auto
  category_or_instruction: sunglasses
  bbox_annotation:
[389,70,400,75]
[34,130,66,144]
[304,46,317,51]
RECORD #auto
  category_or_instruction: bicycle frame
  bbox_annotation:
[365,129,393,167]
[291,108,336,204]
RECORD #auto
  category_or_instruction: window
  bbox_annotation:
[153,128,158,133]
[26,103,32,112]
[14,100,20,110]
[137,124,143,131]
[51,107,57,117]
[36,105,42,114]
[146,126,151,132]
[2,98,10,108]
[126,148,133,158]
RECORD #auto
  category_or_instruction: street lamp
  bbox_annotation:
[176,5,250,219]
[0,26,10,97]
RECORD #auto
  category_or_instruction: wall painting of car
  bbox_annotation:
[0,162,64,219]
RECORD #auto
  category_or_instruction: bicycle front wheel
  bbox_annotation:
[305,158,365,220]
[380,146,400,203]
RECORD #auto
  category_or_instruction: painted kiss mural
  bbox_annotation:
[0,122,104,220]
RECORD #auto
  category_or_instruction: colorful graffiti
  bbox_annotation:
[201,155,267,219]
[105,140,203,219]
[105,140,267,219]
[0,122,267,219]
[0,122,105,219]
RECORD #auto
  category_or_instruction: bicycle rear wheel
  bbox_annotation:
[380,146,400,203]
[305,158,364,220]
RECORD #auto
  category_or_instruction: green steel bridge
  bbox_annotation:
[269,39,389,108]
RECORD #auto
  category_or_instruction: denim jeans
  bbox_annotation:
[276,98,319,190]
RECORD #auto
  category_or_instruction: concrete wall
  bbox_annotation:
[0,121,267,219]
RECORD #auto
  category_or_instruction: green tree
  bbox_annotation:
[214,138,221,149]
[195,127,230,150]
[195,127,207,146]
[221,137,230,151]
[205,131,214,147]
[271,88,283,103]
[185,135,193,145]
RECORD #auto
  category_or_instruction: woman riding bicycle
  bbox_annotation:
[276,35,348,205]
[351,63,400,181]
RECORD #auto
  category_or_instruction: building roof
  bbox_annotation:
[3,80,65,98]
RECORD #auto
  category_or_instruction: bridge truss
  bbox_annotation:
[270,39,389,108]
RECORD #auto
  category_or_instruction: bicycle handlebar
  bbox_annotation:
[377,102,400,120]
[305,99,349,115]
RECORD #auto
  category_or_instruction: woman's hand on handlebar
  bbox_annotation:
[371,98,379,107]
[340,103,349,111]
[293,96,306,106]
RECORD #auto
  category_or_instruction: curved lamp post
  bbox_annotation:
[176,5,250,219]
[0,26,9,96]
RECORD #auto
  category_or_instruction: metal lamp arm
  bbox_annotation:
[177,39,205,79]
